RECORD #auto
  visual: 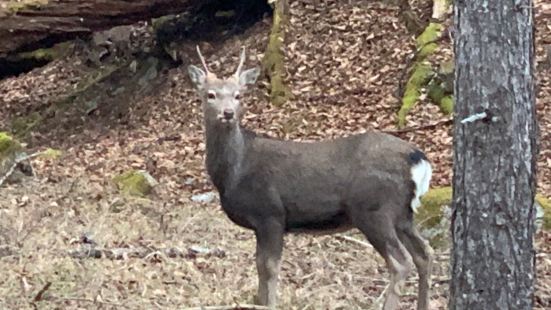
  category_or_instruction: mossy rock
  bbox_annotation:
[417,187,452,227]
[416,187,550,248]
[416,23,443,47]
[0,132,31,184]
[397,21,449,128]
[15,41,72,62]
[536,194,551,230]
[0,132,22,158]
[397,62,434,128]
[113,170,158,197]
[416,187,452,248]
[427,82,453,115]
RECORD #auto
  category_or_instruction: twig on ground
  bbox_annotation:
[0,151,43,187]
[53,297,122,307]
[336,235,373,249]
[182,305,269,310]
[371,284,389,310]
[383,118,453,134]
[68,245,225,260]
[32,282,51,302]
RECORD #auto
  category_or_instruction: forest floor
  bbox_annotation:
[0,0,550,309]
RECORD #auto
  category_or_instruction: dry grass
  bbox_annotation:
[0,0,550,309]
[0,177,458,309]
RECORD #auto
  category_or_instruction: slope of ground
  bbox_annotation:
[0,0,550,309]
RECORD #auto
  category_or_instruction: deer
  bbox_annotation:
[187,46,433,310]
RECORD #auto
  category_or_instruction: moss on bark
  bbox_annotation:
[262,0,291,107]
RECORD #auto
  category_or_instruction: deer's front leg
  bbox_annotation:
[254,219,284,308]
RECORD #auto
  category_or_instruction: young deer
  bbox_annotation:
[187,46,433,310]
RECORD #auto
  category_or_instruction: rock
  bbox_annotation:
[536,194,551,231]
[416,187,452,249]
[113,169,158,197]
[0,132,33,184]
[191,191,217,204]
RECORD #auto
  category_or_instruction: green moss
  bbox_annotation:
[417,187,452,227]
[410,63,433,86]
[113,170,156,197]
[428,82,454,115]
[40,148,62,160]
[415,187,452,248]
[440,96,454,114]
[397,62,433,127]
[16,42,70,62]
[417,42,438,59]
[416,23,443,47]
[151,14,177,31]
[428,82,445,102]
[397,21,448,127]
[0,132,22,157]
[262,4,291,107]
[10,112,42,137]
[536,194,551,230]
[6,0,48,13]
[417,187,550,232]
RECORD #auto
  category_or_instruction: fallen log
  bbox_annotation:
[0,0,202,57]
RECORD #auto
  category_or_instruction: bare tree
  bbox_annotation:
[450,0,538,309]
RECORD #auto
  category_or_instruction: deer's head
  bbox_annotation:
[188,46,260,126]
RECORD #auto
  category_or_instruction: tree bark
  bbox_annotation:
[0,0,201,57]
[450,1,537,309]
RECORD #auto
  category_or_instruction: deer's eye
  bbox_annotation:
[207,91,216,100]
[234,93,241,100]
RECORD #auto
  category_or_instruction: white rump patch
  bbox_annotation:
[410,159,432,212]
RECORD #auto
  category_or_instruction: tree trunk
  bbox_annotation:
[450,1,537,309]
[0,0,201,57]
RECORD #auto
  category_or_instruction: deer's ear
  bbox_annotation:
[239,67,260,87]
[188,65,206,89]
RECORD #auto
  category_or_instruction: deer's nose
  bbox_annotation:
[223,109,234,120]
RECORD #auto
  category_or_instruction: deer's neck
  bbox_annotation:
[204,122,247,194]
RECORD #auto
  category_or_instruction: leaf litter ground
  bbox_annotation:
[0,0,550,309]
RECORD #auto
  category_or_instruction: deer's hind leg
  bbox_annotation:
[396,223,433,310]
[351,211,414,310]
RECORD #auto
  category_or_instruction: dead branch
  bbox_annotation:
[0,151,43,187]
[182,305,269,310]
[51,297,122,307]
[68,245,225,260]
[32,282,51,302]
[336,235,373,249]
[383,118,453,134]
